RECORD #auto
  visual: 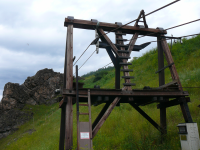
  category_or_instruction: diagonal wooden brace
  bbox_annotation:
[127,32,139,56]
[161,39,182,91]
[97,28,119,57]
[130,102,162,133]
[92,97,121,137]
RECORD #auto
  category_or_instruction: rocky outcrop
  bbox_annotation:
[0,68,64,139]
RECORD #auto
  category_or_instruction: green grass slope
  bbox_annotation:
[0,35,200,150]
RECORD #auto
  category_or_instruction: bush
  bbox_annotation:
[93,70,108,83]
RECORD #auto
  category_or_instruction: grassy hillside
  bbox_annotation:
[0,35,200,150]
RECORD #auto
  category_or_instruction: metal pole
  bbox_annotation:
[76,65,80,150]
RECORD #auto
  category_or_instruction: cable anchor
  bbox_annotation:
[91,19,100,54]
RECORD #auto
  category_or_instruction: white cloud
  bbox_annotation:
[0,0,200,94]
[0,46,64,72]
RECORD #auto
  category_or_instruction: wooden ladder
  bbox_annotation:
[115,31,135,90]
[77,90,93,150]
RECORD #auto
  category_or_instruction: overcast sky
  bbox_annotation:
[0,0,200,101]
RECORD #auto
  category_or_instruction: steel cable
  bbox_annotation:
[72,0,180,66]
[166,19,200,31]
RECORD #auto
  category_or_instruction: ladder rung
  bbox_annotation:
[122,76,135,79]
[118,50,129,53]
[79,113,89,115]
[123,83,136,86]
[115,33,126,35]
[116,38,128,41]
[116,44,129,47]
[118,56,131,59]
[79,104,88,106]
[79,95,88,98]
[119,63,132,65]
[121,69,133,72]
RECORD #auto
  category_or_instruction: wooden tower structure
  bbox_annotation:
[59,10,193,150]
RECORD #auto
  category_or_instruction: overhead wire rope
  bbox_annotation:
[73,44,92,66]
[97,32,200,72]
[103,0,180,35]
[73,50,96,75]
[72,0,180,66]
[166,19,200,31]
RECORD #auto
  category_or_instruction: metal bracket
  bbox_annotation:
[156,27,164,31]
[137,25,145,28]
[67,16,74,22]
[91,19,100,29]
[91,19,98,23]
[115,22,122,27]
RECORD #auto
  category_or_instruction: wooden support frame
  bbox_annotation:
[60,12,194,149]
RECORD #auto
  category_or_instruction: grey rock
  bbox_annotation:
[0,68,64,139]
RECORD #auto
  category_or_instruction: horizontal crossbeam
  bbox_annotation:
[64,18,167,36]
[157,97,190,109]
[63,89,188,97]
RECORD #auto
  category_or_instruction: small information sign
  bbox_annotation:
[80,132,90,139]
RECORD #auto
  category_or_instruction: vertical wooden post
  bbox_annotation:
[65,24,73,150]
[59,102,66,150]
[115,61,120,89]
[157,36,167,136]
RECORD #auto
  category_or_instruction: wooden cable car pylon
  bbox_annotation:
[59,9,193,150]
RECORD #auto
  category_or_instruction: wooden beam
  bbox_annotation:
[63,89,189,97]
[157,97,191,109]
[92,103,111,130]
[156,80,178,90]
[97,28,119,56]
[158,36,167,136]
[64,18,167,36]
[64,24,73,150]
[59,102,66,150]
[92,97,121,137]
[161,39,182,91]
[179,97,193,123]
[105,47,116,67]
[130,102,162,133]
[127,32,139,55]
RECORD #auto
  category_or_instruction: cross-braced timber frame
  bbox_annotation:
[59,11,193,150]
